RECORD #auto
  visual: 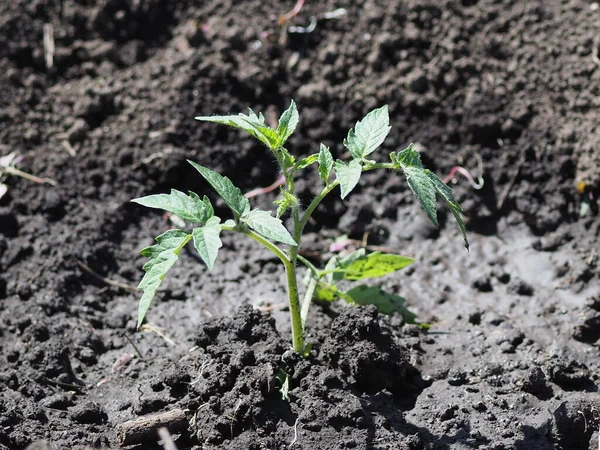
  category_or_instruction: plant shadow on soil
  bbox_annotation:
[1,0,600,449]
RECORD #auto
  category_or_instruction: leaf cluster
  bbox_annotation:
[132,100,468,341]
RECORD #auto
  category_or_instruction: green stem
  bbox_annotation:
[298,181,339,235]
[242,229,304,352]
[296,254,319,278]
[363,162,395,171]
[242,229,290,265]
[301,276,318,328]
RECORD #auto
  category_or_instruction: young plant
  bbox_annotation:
[132,100,468,354]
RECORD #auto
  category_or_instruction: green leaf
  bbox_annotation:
[192,216,223,270]
[312,280,418,324]
[321,254,340,284]
[274,189,298,218]
[392,144,469,249]
[276,369,291,401]
[392,143,422,168]
[330,248,367,282]
[241,209,296,245]
[246,108,266,125]
[292,153,319,171]
[132,190,213,224]
[334,159,362,199]
[276,100,299,146]
[222,219,236,228]
[344,285,417,323]
[343,129,366,160]
[314,282,341,302]
[280,147,296,168]
[137,230,192,328]
[253,126,281,148]
[188,160,250,219]
[342,252,414,280]
[195,110,279,149]
[345,105,391,159]
[318,144,334,183]
[424,170,469,250]
[403,166,438,227]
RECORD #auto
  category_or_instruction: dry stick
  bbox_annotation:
[42,376,85,391]
[115,409,189,447]
[157,427,179,450]
[139,323,177,346]
[3,166,57,186]
[43,23,55,70]
[497,156,525,211]
[122,333,144,360]
[257,302,289,312]
[289,418,300,447]
[61,140,76,157]
[76,259,139,293]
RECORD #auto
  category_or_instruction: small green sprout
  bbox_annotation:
[132,100,468,354]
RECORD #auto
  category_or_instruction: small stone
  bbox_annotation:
[447,370,468,386]
[468,312,482,325]
[473,275,493,292]
[521,367,547,395]
[440,404,458,421]
[511,279,534,296]
[69,401,107,424]
[77,346,97,364]
[41,392,75,410]
[406,69,429,94]
[472,401,487,412]
[65,118,89,144]
[485,312,504,326]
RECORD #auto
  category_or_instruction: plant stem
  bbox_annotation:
[296,254,319,278]
[284,259,304,352]
[242,229,289,263]
[298,181,339,234]
[362,162,395,171]
[242,229,304,352]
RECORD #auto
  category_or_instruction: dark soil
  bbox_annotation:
[1,0,599,449]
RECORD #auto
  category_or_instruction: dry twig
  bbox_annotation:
[76,259,139,293]
[43,23,55,70]
[115,409,189,447]
[158,427,179,450]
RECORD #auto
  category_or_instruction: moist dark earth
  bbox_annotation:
[1,0,600,449]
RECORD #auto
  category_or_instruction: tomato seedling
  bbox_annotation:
[132,101,468,354]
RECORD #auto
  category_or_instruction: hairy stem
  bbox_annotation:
[242,229,304,352]
[241,229,290,265]
[284,259,304,352]
[362,162,395,171]
[296,254,319,278]
[298,181,340,234]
